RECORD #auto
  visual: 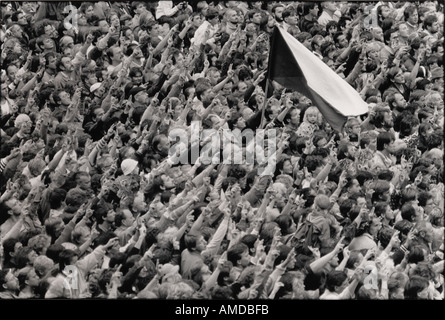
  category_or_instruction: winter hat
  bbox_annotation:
[121,158,138,175]
[90,82,102,93]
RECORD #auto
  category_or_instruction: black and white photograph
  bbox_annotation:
[0,0,443,307]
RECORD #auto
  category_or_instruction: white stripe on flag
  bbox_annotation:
[277,27,368,117]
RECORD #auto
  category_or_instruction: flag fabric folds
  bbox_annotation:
[267,26,369,132]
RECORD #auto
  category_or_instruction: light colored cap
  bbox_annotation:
[121,158,138,175]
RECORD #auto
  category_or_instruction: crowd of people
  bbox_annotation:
[0,1,443,300]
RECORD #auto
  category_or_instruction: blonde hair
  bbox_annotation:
[166,281,195,299]
[302,106,320,123]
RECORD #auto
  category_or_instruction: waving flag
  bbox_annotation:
[267,26,369,132]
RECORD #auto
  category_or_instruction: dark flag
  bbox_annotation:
[266,26,369,132]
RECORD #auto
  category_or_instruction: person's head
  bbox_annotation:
[56,55,74,75]
[43,51,58,71]
[58,249,79,273]
[71,225,91,246]
[226,242,250,268]
[397,22,410,39]
[6,64,19,83]
[107,46,123,64]
[414,220,434,244]
[404,5,419,25]
[275,156,293,176]
[401,185,418,205]
[33,255,55,279]
[271,3,285,22]
[11,10,28,26]
[0,269,19,293]
[53,89,72,107]
[97,19,110,34]
[27,234,51,256]
[282,6,298,26]
[399,203,416,224]
[418,191,434,215]
[407,246,426,265]
[224,8,239,25]
[17,266,40,292]
[325,270,349,293]
[74,171,91,190]
[397,112,419,138]
[378,268,401,298]
[1,237,22,268]
[94,206,116,226]
[14,113,32,134]
[313,193,331,214]
[205,8,220,26]
[152,134,170,156]
[128,67,143,85]
[298,2,319,18]
[190,12,203,28]
[374,201,396,223]
[195,83,215,104]
[387,66,406,85]
[337,140,358,161]
[296,31,313,49]
[404,275,430,299]
[426,91,444,111]
[311,34,325,52]
[388,92,408,112]
[3,195,22,217]
[376,131,395,153]
[8,23,25,39]
[302,106,320,125]
[14,246,39,269]
[1,81,10,99]
[44,217,65,241]
[3,37,22,57]
[356,284,379,300]
[227,111,246,130]
[184,232,207,253]
[326,20,338,36]
[344,117,361,138]
[274,214,297,236]
[371,26,384,42]
[423,14,439,34]
[206,66,221,86]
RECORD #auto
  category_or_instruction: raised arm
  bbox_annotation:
[309,237,345,274]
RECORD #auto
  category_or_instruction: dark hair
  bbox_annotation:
[401,203,416,222]
[1,238,20,268]
[423,14,438,29]
[184,232,202,251]
[377,226,396,248]
[0,269,14,292]
[274,214,295,236]
[297,2,318,16]
[58,249,78,272]
[325,270,348,292]
[226,242,249,267]
[376,131,395,151]
[239,234,258,252]
[45,244,64,264]
[404,275,429,299]
[49,188,67,210]
[403,5,418,21]
[407,246,425,264]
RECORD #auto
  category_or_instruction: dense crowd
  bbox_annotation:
[0,1,443,300]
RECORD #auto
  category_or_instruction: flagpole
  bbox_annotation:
[259,78,269,129]
[259,26,278,130]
